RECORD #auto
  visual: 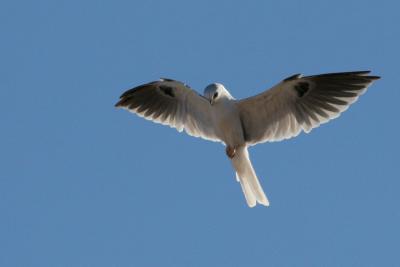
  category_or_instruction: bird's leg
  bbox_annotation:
[225,145,236,158]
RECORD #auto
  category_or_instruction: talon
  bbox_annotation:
[226,146,236,158]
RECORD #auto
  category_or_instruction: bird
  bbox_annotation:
[115,71,380,207]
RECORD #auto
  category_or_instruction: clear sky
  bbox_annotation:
[1,0,399,266]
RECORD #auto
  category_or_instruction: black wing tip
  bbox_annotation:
[344,70,381,80]
[114,100,123,107]
[284,71,380,82]
[115,84,150,108]
[115,97,129,108]
[351,70,381,81]
[329,70,371,75]
[115,79,180,108]
[118,81,158,99]
[308,70,380,81]
[368,75,381,80]
[115,86,151,108]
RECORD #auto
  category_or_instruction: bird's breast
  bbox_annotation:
[213,102,245,146]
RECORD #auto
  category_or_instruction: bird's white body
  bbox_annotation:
[116,71,379,207]
[212,98,244,147]
[207,89,269,206]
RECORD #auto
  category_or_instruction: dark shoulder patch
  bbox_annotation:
[283,73,302,82]
[294,82,310,97]
[159,85,175,97]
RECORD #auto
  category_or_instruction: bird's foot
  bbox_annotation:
[226,146,236,159]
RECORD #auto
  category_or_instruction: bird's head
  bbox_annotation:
[204,83,233,105]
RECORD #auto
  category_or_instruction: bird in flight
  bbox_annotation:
[115,71,380,207]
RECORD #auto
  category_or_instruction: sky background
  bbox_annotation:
[1,0,399,266]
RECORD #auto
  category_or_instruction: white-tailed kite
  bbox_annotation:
[115,71,380,207]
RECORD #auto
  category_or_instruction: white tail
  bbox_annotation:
[231,146,269,207]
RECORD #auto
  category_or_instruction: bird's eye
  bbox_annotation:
[213,92,218,99]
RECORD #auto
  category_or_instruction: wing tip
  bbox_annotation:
[356,70,381,80]
[313,70,380,78]
[368,75,381,81]
[283,71,380,83]
[114,98,127,108]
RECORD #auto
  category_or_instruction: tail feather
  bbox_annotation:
[236,173,257,207]
[231,146,269,207]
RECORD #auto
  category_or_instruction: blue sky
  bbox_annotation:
[1,0,399,266]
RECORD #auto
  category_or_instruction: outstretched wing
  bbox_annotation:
[236,71,380,145]
[115,79,220,142]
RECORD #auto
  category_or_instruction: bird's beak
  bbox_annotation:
[210,99,214,105]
